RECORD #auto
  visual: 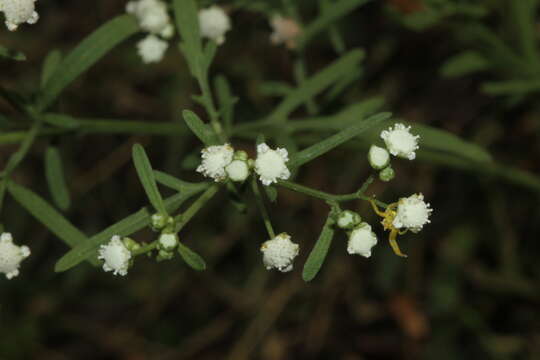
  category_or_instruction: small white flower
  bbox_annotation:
[136,34,169,64]
[0,0,39,31]
[196,143,234,182]
[126,0,171,35]
[368,145,390,170]
[254,143,290,186]
[260,233,299,272]
[380,123,419,160]
[198,6,231,45]
[337,210,361,230]
[0,233,30,279]
[392,193,433,233]
[158,233,178,251]
[270,15,301,49]
[98,235,132,276]
[225,159,250,182]
[347,223,377,258]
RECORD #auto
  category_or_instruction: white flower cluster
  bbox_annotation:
[196,142,290,185]
[98,235,132,276]
[380,123,420,160]
[392,193,433,233]
[126,0,173,64]
[347,223,378,258]
[269,15,301,49]
[260,233,299,272]
[0,0,39,31]
[198,6,231,45]
[0,233,30,279]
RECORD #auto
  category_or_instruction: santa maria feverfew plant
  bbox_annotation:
[2,0,517,283]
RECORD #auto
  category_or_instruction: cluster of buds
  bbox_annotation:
[126,0,174,63]
[198,5,231,45]
[0,0,39,31]
[196,142,290,186]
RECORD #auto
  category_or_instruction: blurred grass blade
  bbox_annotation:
[40,50,62,88]
[39,15,138,111]
[268,49,364,122]
[154,170,210,193]
[183,110,218,146]
[290,112,391,167]
[132,144,167,215]
[7,182,98,265]
[55,188,205,272]
[303,215,335,282]
[296,0,370,50]
[0,44,26,61]
[178,242,207,271]
[43,113,81,129]
[440,51,490,78]
[214,75,238,135]
[45,146,71,210]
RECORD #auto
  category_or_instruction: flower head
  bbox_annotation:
[260,233,299,272]
[225,159,250,182]
[392,193,433,233]
[0,233,30,279]
[98,235,132,276]
[127,0,171,36]
[254,143,290,186]
[380,123,419,160]
[137,34,168,63]
[198,6,231,45]
[0,0,39,31]
[347,223,378,258]
[196,143,234,182]
[158,233,178,251]
[368,145,390,170]
[270,15,301,49]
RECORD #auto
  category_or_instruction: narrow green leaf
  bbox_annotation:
[268,49,365,122]
[178,242,207,271]
[7,182,98,265]
[440,51,490,78]
[45,146,71,210]
[0,45,26,61]
[481,80,540,95]
[39,15,139,111]
[41,50,62,88]
[173,0,202,54]
[182,109,218,146]
[132,144,167,215]
[54,189,204,272]
[303,215,335,281]
[214,75,238,135]
[154,170,210,193]
[290,112,391,168]
[43,113,81,129]
[258,81,294,97]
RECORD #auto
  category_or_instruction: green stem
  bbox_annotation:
[277,179,387,208]
[132,241,158,256]
[0,108,43,211]
[196,71,226,143]
[173,184,219,233]
[251,177,276,238]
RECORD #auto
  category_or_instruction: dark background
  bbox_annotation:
[1,1,539,359]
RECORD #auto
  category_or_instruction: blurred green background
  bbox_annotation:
[1,0,540,359]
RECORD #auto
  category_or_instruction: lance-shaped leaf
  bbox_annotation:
[154,170,210,193]
[7,182,98,265]
[45,146,71,210]
[132,144,167,215]
[303,215,335,282]
[267,49,365,122]
[178,242,207,271]
[39,15,139,111]
[0,44,26,61]
[183,110,218,146]
[289,112,391,168]
[41,50,62,88]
